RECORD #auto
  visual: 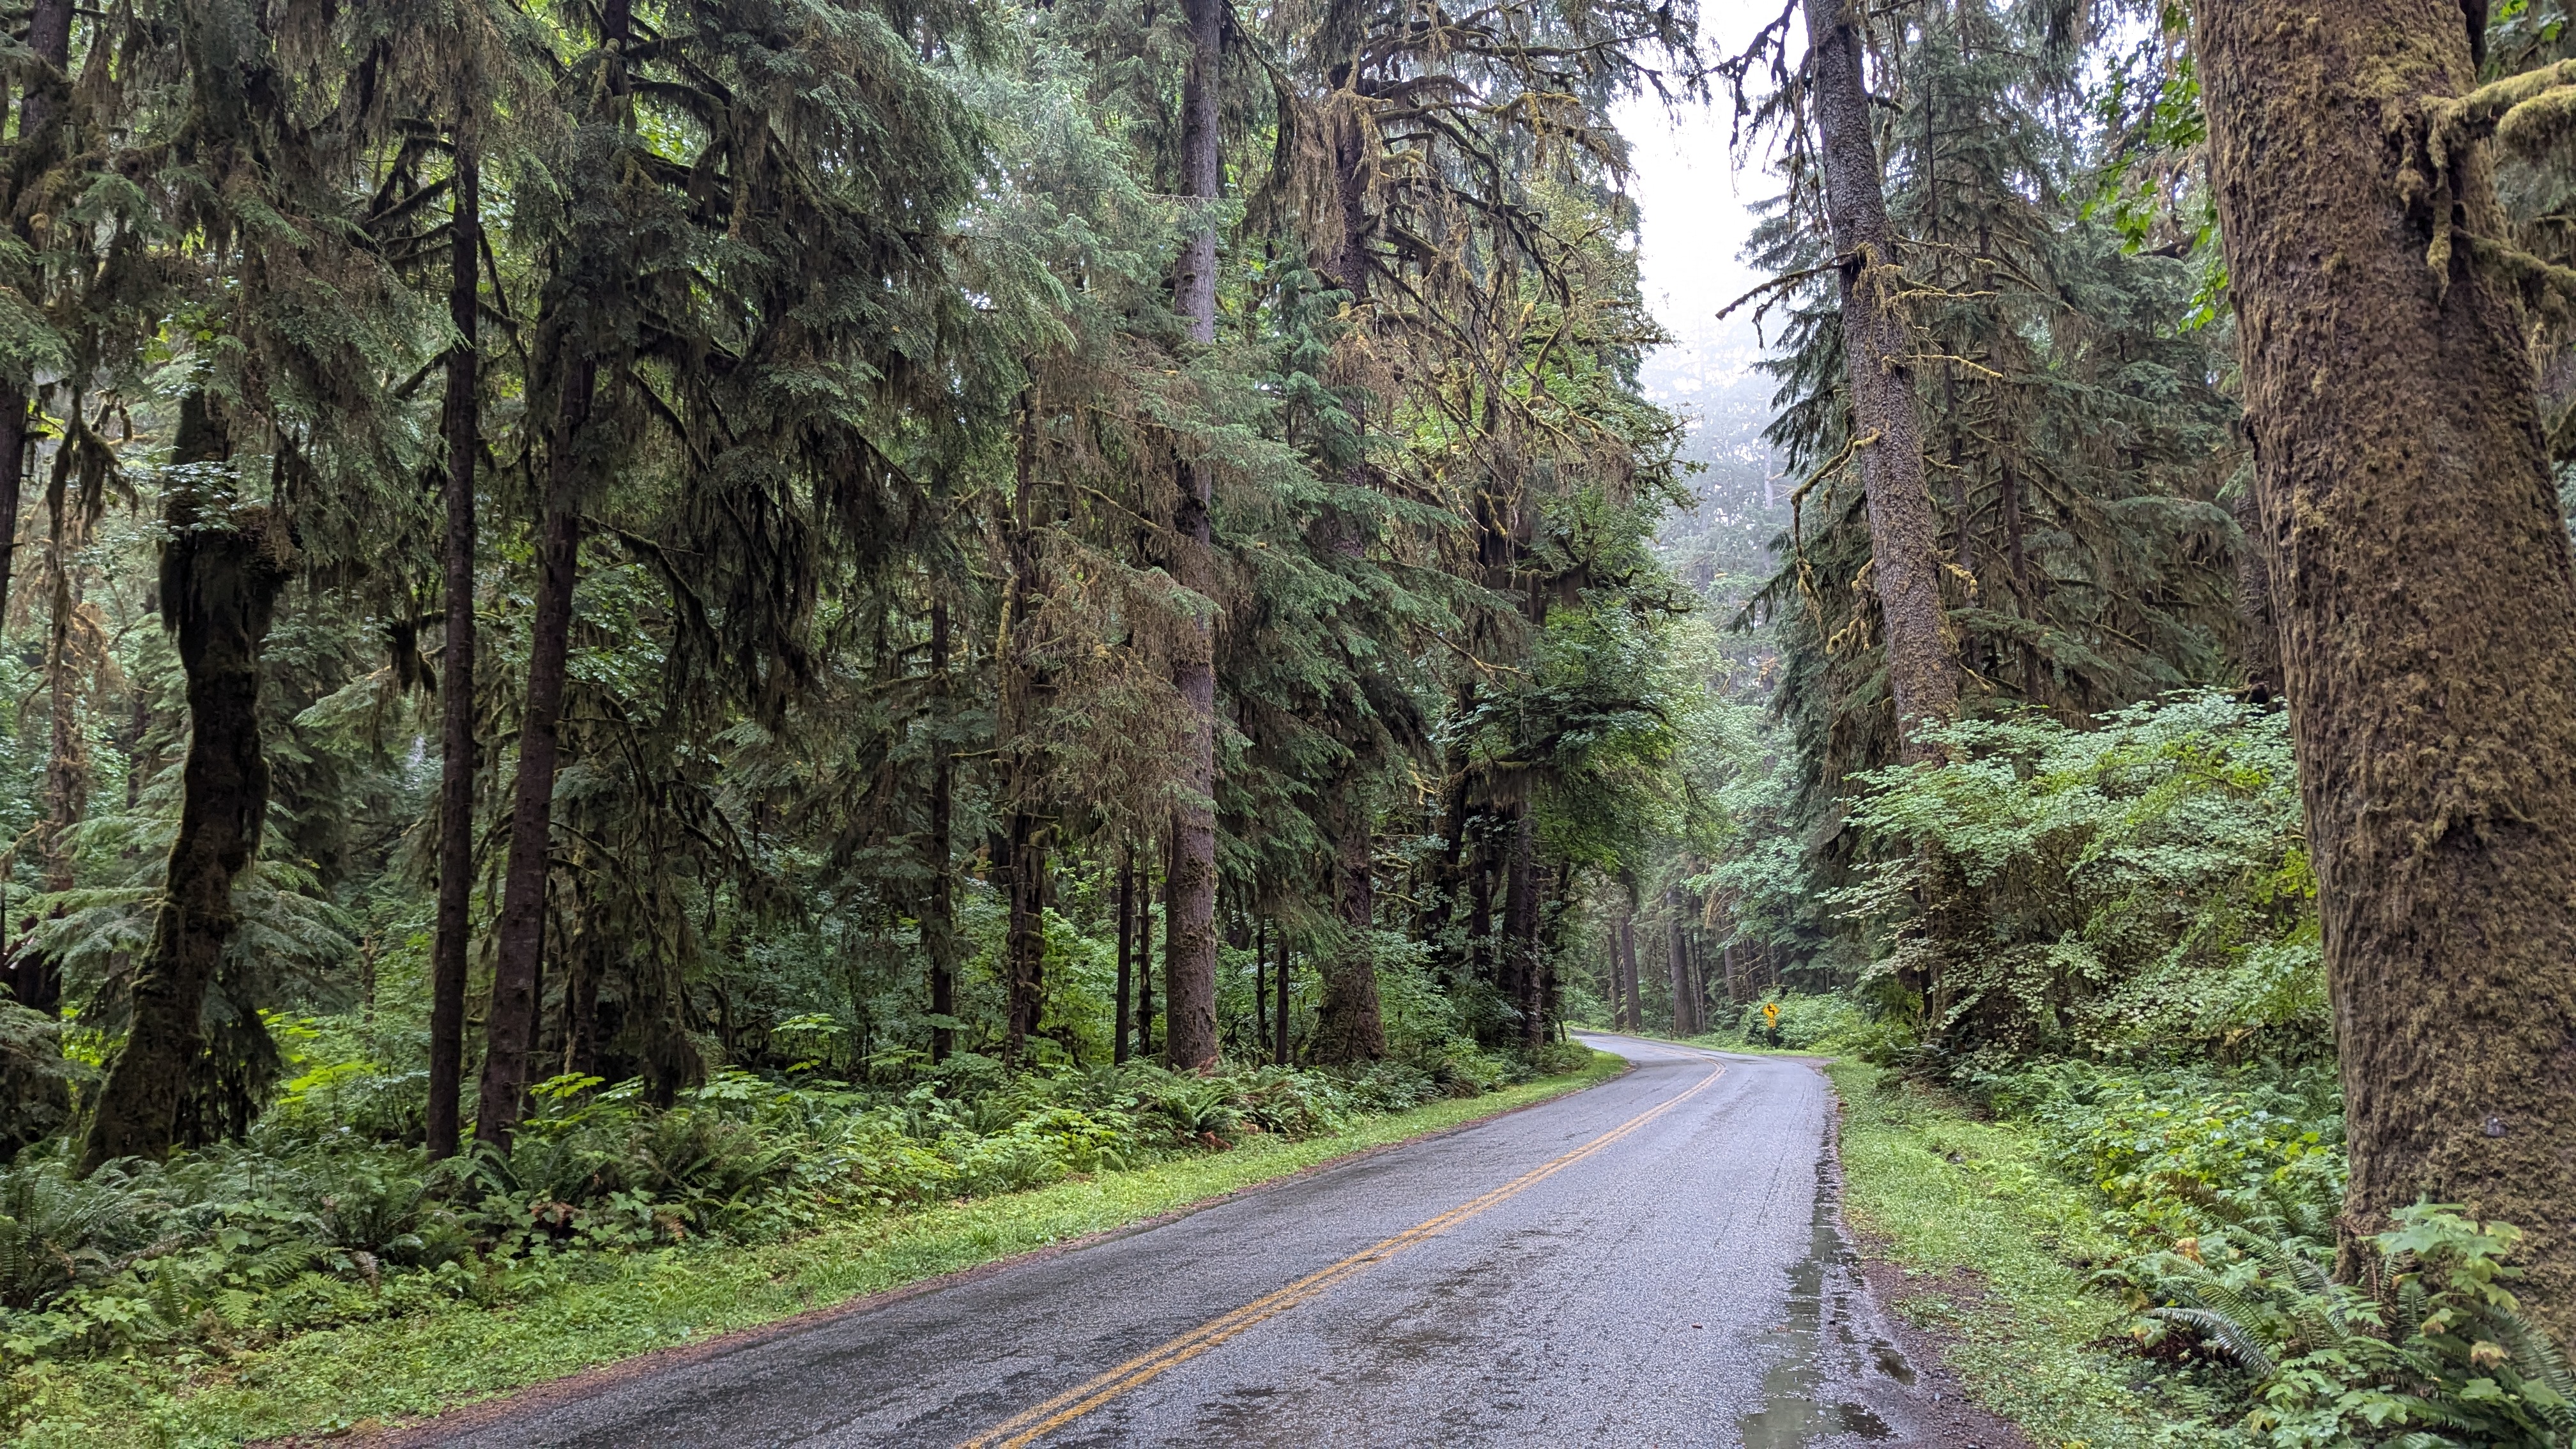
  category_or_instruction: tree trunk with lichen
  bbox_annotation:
[2200,0,2576,1335]
[1803,0,1958,763]
[79,394,295,1172]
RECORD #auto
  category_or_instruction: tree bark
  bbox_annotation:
[1161,0,1225,1072]
[926,599,957,1064]
[1502,807,1542,1046]
[476,363,589,1151]
[1604,923,1624,1027]
[2200,0,2576,1333]
[0,0,75,631]
[80,395,293,1171]
[1616,908,1642,1031]
[427,141,481,1160]
[1314,788,1386,1062]
[1113,848,1134,1066]
[1667,917,1694,1037]
[1252,916,1269,1058]
[27,432,86,1014]
[1803,0,1958,762]
[1274,921,1291,1064]
[1001,810,1044,1066]
[1138,841,1158,1058]
[2227,486,2283,705]
[0,395,24,677]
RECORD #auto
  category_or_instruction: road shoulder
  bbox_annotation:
[1827,1059,2200,1449]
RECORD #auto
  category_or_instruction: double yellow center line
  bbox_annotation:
[957,1065,1726,1448]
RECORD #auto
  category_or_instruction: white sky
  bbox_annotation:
[1614,2,1800,418]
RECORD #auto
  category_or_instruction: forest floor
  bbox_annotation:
[4,1057,1623,1449]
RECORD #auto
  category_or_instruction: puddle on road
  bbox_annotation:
[1734,1143,1910,1447]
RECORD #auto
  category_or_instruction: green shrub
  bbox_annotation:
[2103,1208,2575,1447]
[2020,1064,2345,1246]
[1708,991,1871,1050]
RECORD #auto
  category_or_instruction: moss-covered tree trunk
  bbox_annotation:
[1802,0,1958,762]
[1161,0,1224,1071]
[2200,0,2576,1334]
[79,395,294,1172]
[0,0,75,630]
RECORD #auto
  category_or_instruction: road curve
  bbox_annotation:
[414,1036,1958,1447]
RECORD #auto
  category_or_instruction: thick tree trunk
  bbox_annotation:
[476,365,589,1151]
[1161,0,1225,1072]
[80,395,293,1171]
[1314,790,1386,1062]
[926,600,957,1064]
[427,142,481,1160]
[1803,0,1958,762]
[2201,0,2576,1333]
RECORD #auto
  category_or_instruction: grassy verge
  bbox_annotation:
[5,1054,1623,1448]
[1827,1060,2213,1449]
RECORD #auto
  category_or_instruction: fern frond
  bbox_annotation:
[2147,1305,2279,1376]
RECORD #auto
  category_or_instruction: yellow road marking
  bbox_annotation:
[957,1065,1726,1449]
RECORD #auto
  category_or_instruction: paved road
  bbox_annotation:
[418,1035,1953,1447]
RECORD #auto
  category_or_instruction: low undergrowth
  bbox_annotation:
[0,1041,1607,1446]
[1834,1054,2576,1448]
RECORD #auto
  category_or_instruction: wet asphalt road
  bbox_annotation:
[420,1035,1937,1448]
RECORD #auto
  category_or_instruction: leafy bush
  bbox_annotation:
[1702,991,1873,1051]
[2103,1208,2576,1447]
[2018,1062,2345,1246]
[1843,691,2322,1063]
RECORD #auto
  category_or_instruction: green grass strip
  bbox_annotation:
[4,1055,1623,1449]
[1827,1060,2214,1449]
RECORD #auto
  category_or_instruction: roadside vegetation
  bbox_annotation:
[0,1043,1609,1445]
